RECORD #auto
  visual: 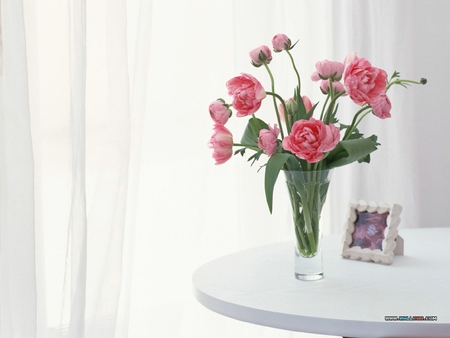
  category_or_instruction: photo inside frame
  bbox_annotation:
[350,211,389,250]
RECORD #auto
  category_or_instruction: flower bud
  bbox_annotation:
[272,34,291,52]
[209,100,231,125]
[249,45,272,67]
[302,96,313,113]
[278,98,296,123]
[258,124,280,156]
[370,94,391,119]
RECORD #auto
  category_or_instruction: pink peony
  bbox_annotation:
[343,52,357,67]
[311,71,321,82]
[249,45,272,67]
[314,60,345,81]
[226,73,266,117]
[320,80,345,95]
[282,118,340,163]
[258,124,280,156]
[208,124,233,165]
[371,93,392,119]
[209,100,231,125]
[343,54,388,105]
[272,34,291,52]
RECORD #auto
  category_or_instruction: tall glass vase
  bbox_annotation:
[284,169,333,281]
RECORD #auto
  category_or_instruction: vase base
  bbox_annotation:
[295,272,323,281]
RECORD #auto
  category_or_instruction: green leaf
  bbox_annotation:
[240,117,269,146]
[294,86,307,121]
[264,152,295,213]
[248,150,264,166]
[305,103,318,121]
[234,148,246,156]
[325,136,379,169]
[328,103,339,124]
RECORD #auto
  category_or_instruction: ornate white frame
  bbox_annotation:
[341,200,402,265]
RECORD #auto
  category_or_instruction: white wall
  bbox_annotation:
[130,0,450,336]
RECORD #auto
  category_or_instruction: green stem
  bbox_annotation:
[288,180,309,252]
[266,91,288,136]
[263,63,288,137]
[287,168,332,257]
[319,95,330,121]
[233,143,260,152]
[323,89,346,125]
[293,174,316,255]
[286,50,301,93]
[343,106,372,140]
[386,79,423,91]
[307,170,318,251]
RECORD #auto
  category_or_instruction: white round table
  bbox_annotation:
[192,228,450,338]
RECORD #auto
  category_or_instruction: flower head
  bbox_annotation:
[314,60,345,81]
[343,52,357,67]
[209,100,231,125]
[311,71,321,82]
[272,34,291,52]
[226,73,266,117]
[370,93,392,119]
[208,124,233,165]
[343,53,387,105]
[258,124,280,156]
[249,45,272,67]
[282,118,340,163]
[320,80,345,95]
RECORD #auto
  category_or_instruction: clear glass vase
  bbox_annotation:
[284,169,333,281]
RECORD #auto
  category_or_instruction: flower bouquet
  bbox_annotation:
[208,34,425,280]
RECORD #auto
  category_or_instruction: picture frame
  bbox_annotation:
[341,200,403,265]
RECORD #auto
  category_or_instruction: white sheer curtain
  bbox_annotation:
[1,0,149,337]
[1,0,449,338]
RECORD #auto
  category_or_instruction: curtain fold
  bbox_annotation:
[83,0,131,336]
[62,0,88,336]
[0,0,37,337]
[1,0,147,337]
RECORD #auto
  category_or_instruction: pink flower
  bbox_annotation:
[371,93,392,119]
[258,124,280,156]
[343,52,357,67]
[314,60,345,80]
[249,45,272,67]
[279,96,313,123]
[208,124,233,165]
[226,73,266,117]
[302,96,313,113]
[311,71,321,82]
[209,100,231,125]
[278,98,295,123]
[320,80,345,95]
[272,34,291,52]
[282,118,340,163]
[343,54,388,105]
